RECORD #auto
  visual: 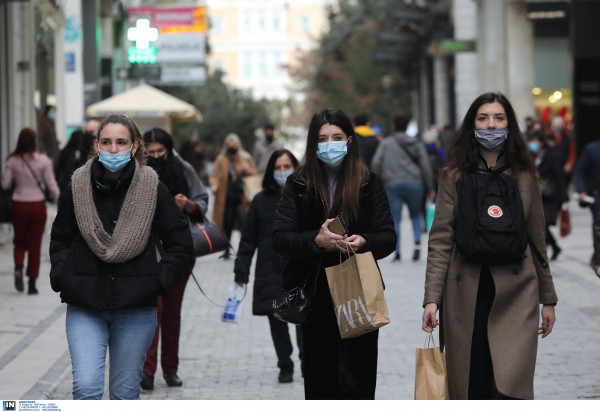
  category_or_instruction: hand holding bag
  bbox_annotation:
[415,332,448,400]
[325,248,390,339]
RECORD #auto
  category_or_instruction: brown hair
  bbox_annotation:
[9,128,37,159]
[298,108,369,224]
[97,114,147,165]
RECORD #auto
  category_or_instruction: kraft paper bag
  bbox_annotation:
[325,250,390,339]
[415,332,448,400]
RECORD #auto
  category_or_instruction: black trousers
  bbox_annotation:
[267,313,303,370]
[302,270,379,399]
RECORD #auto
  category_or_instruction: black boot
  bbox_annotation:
[27,278,38,295]
[141,372,154,390]
[278,364,293,383]
[413,243,421,261]
[14,266,24,292]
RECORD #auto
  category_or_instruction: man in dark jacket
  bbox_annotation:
[353,114,379,171]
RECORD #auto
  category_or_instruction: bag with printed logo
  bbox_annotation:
[455,164,530,265]
[325,250,389,339]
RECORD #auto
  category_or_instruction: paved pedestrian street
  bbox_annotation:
[1,199,599,401]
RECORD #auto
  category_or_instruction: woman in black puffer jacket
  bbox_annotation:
[49,115,193,400]
[233,149,303,384]
[272,109,396,399]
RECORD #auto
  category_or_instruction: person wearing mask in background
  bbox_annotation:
[353,113,379,171]
[49,114,193,399]
[273,108,396,399]
[371,114,435,262]
[210,133,258,259]
[2,128,60,294]
[253,123,284,177]
[39,105,60,165]
[529,131,568,260]
[141,128,209,390]
[422,92,557,400]
[233,149,303,384]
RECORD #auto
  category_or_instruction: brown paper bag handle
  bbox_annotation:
[424,331,438,349]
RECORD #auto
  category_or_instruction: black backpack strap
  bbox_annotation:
[528,235,548,268]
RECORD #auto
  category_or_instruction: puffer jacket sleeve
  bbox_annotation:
[423,171,458,307]
[155,181,195,294]
[272,178,323,258]
[357,175,396,260]
[49,183,78,292]
[233,195,260,284]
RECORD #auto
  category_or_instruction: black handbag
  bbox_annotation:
[0,185,13,223]
[272,286,311,325]
[188,212,230,257]
[539,182,555,200]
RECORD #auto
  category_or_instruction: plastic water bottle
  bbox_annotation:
[222,283,244,323]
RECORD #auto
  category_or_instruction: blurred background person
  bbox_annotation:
[234,148,303,384]
[209,133,257,259]
[371,113,434,261]
[575,138,600,263]
[1,127,59,294]
[551,116,575,185]
[85,119,100,138]
[353,113,379,171]
[530,132,568,260]
[593,213,600,279]
[141,128,209,390]
[38,105,60,165]
[55,129,84,194]
[253,123,284,177]
[179,132,208,185]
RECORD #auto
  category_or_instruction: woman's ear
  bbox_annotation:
[131,141,139,158]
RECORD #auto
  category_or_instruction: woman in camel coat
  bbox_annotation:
[422,92,558,400]
[209,133,257,258]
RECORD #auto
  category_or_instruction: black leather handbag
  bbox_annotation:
[272,286,310,325]
[188,213,230,257]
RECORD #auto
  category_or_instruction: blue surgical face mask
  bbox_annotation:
[274,169,293,187]
[48,111,56,120]
[474,128,508,152]
[98,145,133,173]
[316,141,348,167]
[528,142,539,154]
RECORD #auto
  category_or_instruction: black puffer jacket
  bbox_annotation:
[234,184,285,315]
[49,159,194,310]
[272,171,396,294]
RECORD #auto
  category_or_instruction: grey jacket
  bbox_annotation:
[371,132,434,191]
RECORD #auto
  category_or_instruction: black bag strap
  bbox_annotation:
[395,137,420,168]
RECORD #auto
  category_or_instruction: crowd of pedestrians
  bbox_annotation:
[2,88,600,401]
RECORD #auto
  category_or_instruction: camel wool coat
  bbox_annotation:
[209,153,257,228]
[423,163,558,400]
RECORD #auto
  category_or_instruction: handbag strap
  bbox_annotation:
[395,137,420,168]
[424,331,437,348]
[22,157,46,196]
[189,270,247,308]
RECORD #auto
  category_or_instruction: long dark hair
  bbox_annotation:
[298,108,369,224]
[97,114,147,165]
[9,128,37,158]
[441,92,536,182]
[262,149,299,192]
[142,127,189,197]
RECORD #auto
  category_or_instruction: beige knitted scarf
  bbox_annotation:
[71,158,159,263]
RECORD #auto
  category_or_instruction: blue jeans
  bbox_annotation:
[384,182,425,255]
[66,305,157,400]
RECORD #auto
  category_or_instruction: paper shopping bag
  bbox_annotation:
[325,250,390,339]
[415,332,448,400]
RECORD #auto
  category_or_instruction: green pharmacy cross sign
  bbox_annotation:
[127,18,158,64]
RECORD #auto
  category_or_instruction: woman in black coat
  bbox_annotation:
[49,115,194,399]
[272,109,396,399]
[234,149,302,384]
[531,131,568,260]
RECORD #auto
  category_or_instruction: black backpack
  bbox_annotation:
[455,163,547,267]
